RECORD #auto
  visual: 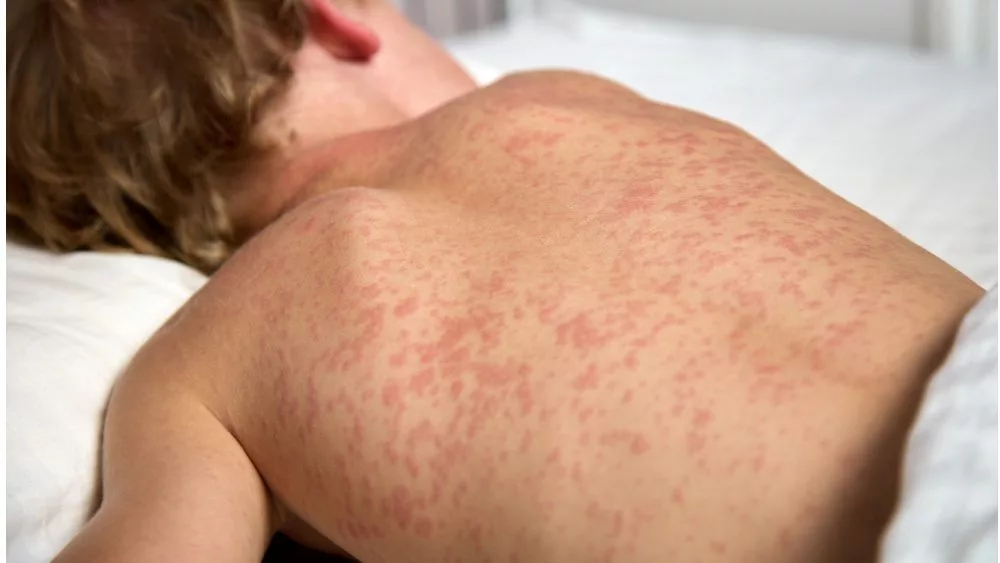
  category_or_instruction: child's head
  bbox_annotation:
[8,0,309,272]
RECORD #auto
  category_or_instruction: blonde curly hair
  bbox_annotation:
[7,0,308,272]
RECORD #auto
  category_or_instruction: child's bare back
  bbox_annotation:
[57,72,982,563]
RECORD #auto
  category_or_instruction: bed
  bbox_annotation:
[7,4,997,562]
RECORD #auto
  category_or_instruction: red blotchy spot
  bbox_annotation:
[516,379,535,415]
[382,381,403,407]
[408,368,435,395]
[693,408,713,428]
[389,350,407,367]
[599,430,649,453]
[406,419,436,450]
[414,516,434,538]
[621,389,634,404]
[586,501,604,520]
[612,510,624,538]
[449,380,464,399]
[672,487,685,505]
[687,431,706,453]
[405,456,420,478]
[385,485,414,530]
[662,200,688,213]
[630,435,650,455]
[469,524,484,550]
[394,295,420,318]
[473,361,517,387]
[615,183,659,217]
[351,413,365,444]
[654,274,683,296]
[624,353,638,369]
[546,448,561,465]
[710,540,728,554]
[572,363,601,391]
[557,313,616,351]
[578,408,594,422]
[541,131,565,147]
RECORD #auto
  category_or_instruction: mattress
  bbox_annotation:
[445,7,998,287]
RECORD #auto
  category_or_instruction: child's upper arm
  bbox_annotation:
[53,329,276,563]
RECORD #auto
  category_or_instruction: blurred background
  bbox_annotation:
[394,0,997,64]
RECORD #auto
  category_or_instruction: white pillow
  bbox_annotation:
[880,287,998,563]
[6,243,206,563]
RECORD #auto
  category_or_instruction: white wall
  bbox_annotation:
[576,0,918,47]
[572,0,998,60]
[402,0,999,62]
[925,0,999,61]
[396,0,505,36]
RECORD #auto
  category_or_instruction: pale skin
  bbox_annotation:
[54,2,985,562]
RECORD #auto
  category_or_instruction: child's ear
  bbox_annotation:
[305,0,381,61]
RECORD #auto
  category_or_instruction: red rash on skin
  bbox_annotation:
[381,381,403,408]
[448,380,464,399]
[394,295,420,318]
[612,511,624,539]
[572,363,601,391]
[408,368,435,395]
[686,431,707,454]
[614,183,659,218]
[390,350,408,367]
[556,313,619,350]
[414,517,434,538]
[599,430,650,455]
[206,74,980,563]
[693,408,713,428]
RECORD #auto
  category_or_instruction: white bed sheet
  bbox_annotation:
[445,8,998,288]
